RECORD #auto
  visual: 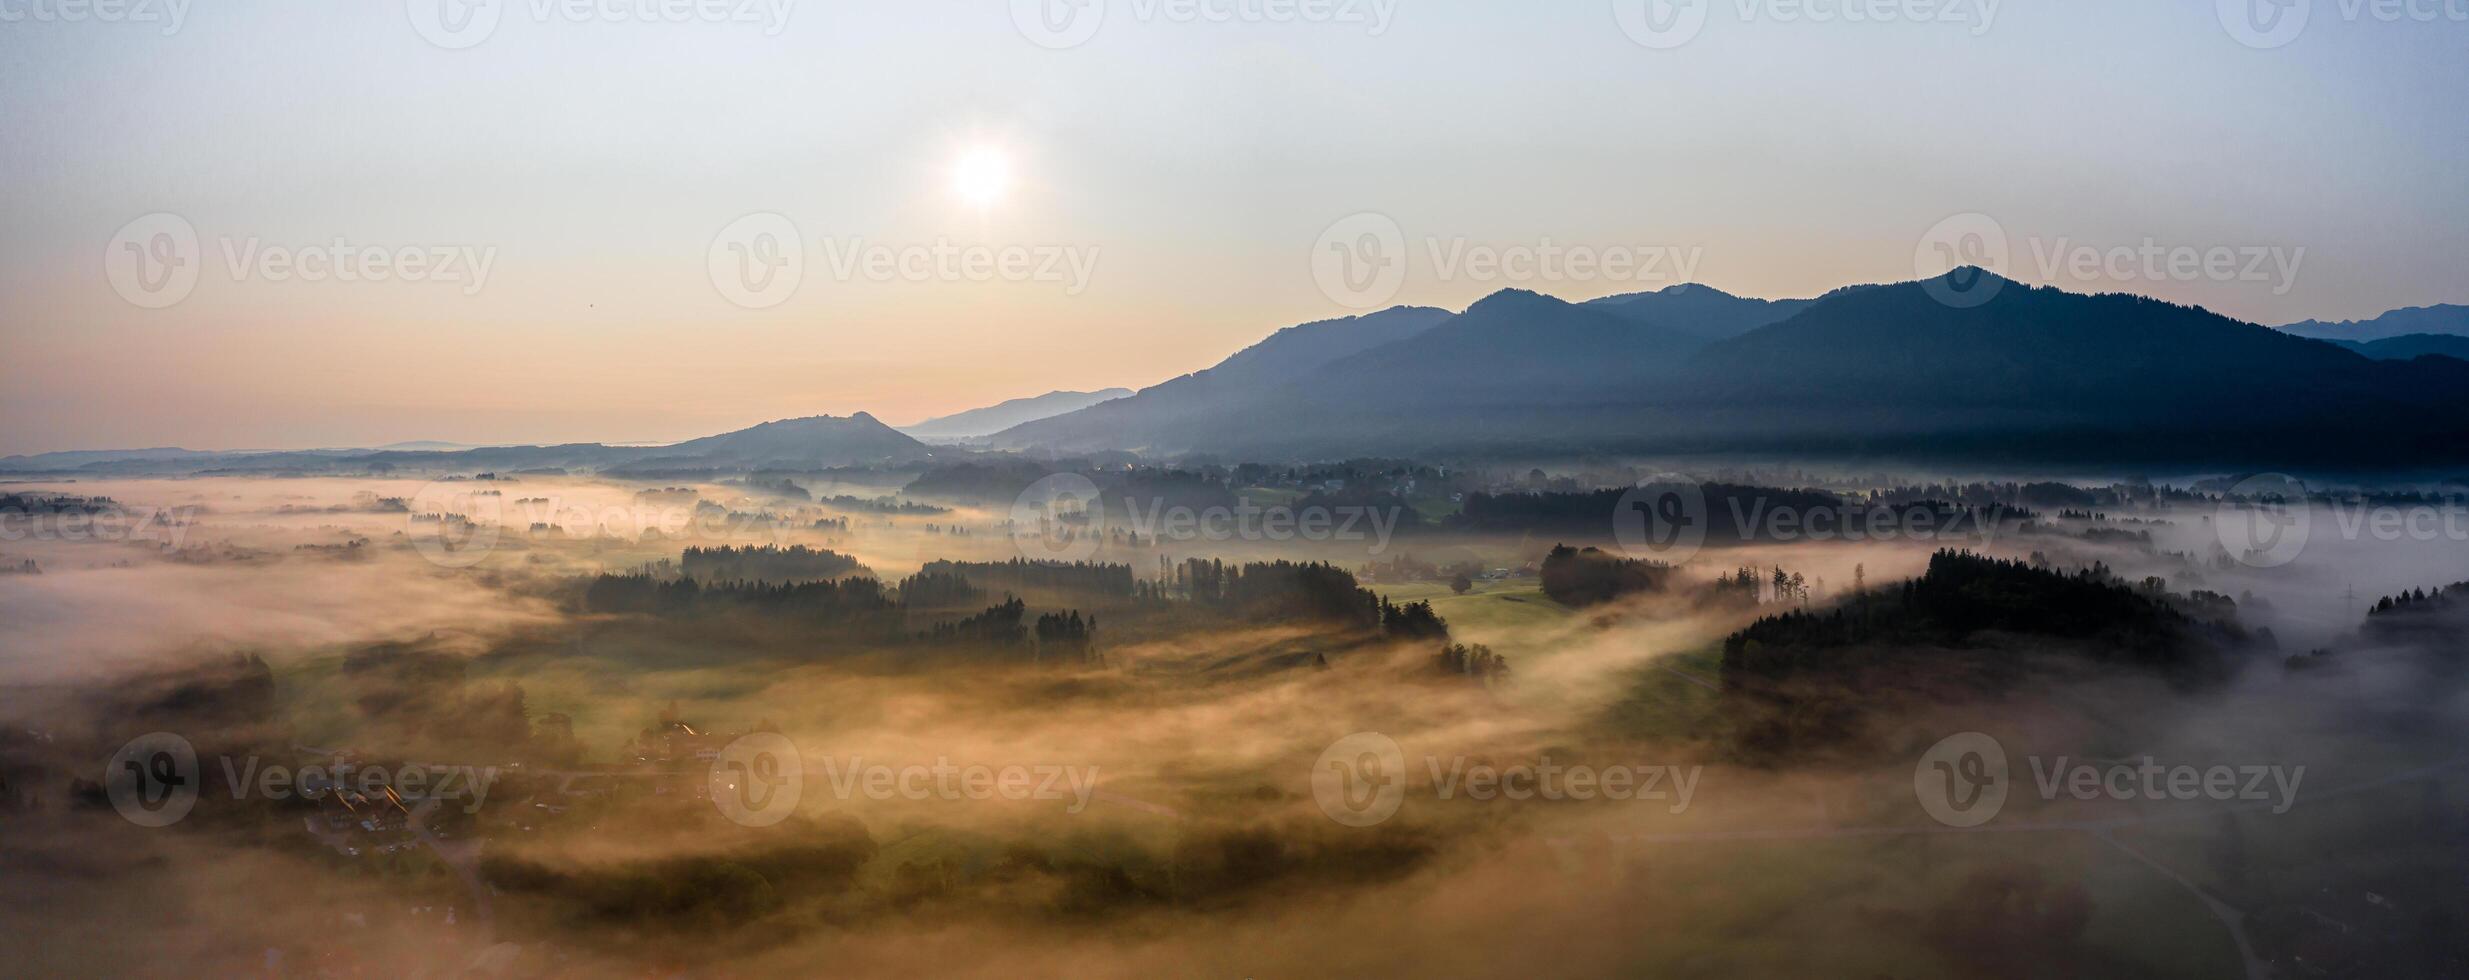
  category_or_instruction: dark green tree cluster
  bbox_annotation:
[923,596,1028,647]
[1434,642,1509,684]
[1035,610,1099,662]
[1538,544,1672,606]
[1381,599,1448,640]
[896,568,983,607]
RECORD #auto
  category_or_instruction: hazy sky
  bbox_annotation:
[4,0,2465,454]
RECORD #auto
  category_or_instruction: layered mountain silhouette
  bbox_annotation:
[1,414,932,476]
[987,271,2469,468]
[20,275,2468,474]
[2324,334,2469,363]
[899,389,1133,441]
[2280,304,2469,342]
[987,305,1453,453]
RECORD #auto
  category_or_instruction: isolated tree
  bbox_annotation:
[1450,572,1473,595]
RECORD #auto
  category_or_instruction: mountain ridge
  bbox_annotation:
[899,389,1134,441]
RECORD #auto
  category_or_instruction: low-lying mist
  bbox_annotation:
[3,473,2465,977]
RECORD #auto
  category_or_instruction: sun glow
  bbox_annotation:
[952,146,1011,208]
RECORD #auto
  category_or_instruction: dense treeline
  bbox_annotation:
[578,555,1442,666]
[1716,551,2245,758]
[919,558,1140,599]
[584,573,898,622]
[680,545,867,584]
[896,568,984,607]
[1722,551,2225,683]
[1178,558,1445,639]
[2363,581,2469,644]
[2371,583,2468,616]
[819,494,948,515]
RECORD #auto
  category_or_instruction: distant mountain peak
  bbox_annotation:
[1936,265,2017,289]
[1464,287,1569,314]
[1654,281,1736,299]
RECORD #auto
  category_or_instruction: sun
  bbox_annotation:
[952,146,1011,208]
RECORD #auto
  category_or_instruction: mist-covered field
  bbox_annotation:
[3,469,2464,978]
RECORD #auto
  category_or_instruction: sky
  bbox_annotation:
[3,0,2466,455]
